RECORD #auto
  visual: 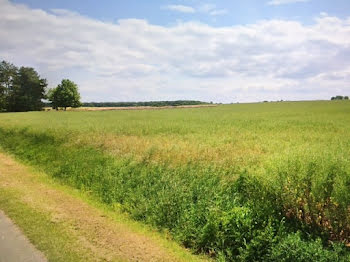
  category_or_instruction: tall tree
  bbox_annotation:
[0,61,18,111]
[7,66,47,112]
[48,79,82,110]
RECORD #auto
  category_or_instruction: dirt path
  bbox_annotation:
[0,152,205,262]
[0,210,47,262]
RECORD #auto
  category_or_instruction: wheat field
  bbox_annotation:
[0,100,349,261]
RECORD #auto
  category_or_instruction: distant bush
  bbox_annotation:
[331,96,349,100]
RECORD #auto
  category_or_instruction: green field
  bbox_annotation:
[0,100,349,261]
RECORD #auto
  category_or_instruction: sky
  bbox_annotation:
[1,0,350,102]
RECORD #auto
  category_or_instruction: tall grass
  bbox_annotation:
[0,101,349,261]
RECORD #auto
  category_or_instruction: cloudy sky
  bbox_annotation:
[1,0,350,102]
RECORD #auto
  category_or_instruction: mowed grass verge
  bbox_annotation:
[0,101,349,261]
[0,152,206,262]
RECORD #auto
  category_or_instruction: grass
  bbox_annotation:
[0,100,349,261]
[0,152,206,262]
[0,188,95,262]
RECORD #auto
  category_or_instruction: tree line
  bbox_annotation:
[1,60,209,112]
[331,95,349,100]
[82,100,209,108]
[0,61,47,112]
[0,60,81,112]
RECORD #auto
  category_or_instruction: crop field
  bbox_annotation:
[0,100,349,261]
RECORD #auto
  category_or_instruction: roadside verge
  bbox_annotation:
[0,152,206,262]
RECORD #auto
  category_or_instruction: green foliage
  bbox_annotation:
[268,232,349,262]
[0,60,47,112]
[0,61,17,111]
[331,95,349,100]
[47,79,82,110]
[0,101,349,261]
[7,67,47,112]
[268,155,350,241]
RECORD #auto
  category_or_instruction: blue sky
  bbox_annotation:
[1,0,350,102]
[11,0,350,26]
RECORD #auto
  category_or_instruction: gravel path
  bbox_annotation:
[0,210,47,262]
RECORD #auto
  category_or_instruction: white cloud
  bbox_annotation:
[198,4,228,16]
[199,4,216,13]
[164,3,228,17]
[267,0,309,5]
[209,9,228,16]
[163,5,195,13]
[0,0,349,103]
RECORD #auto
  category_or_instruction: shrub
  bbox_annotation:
[269,232,348,262]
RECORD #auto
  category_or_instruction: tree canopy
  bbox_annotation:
[331,95,349,100]
[48,79,81,110]
[0,60,47,112]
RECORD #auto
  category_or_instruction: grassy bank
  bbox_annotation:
[0,101,349,261]
[0,189,93,262]
[0,152,205,262]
